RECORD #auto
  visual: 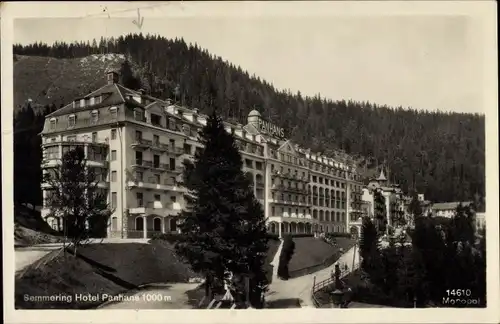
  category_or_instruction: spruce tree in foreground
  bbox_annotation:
[43,146,113,255]
[175,110,269,308]
[373,189,387,234]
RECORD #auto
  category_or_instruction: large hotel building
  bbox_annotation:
[40,71,364,239]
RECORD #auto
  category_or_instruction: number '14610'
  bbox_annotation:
[446,289,472,297]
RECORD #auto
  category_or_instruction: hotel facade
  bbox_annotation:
[40,71,364,239]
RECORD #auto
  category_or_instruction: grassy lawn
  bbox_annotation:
[74,241,197,286]
[15,241,197,309]
[288,237,355,276]
[16,251,125,309]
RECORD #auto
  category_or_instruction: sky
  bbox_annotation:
[13,9,486,114]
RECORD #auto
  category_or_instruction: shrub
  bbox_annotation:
[149,233,186,244]
[277,235,295,280]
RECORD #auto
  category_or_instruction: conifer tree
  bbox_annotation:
[359,216,383,286]
[175,110,269,307]
[373,189,387,234]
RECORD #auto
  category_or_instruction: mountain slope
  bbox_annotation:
[13,36,485,203]
[14,54,125,111]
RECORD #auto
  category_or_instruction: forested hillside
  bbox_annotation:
[13,33,485,205]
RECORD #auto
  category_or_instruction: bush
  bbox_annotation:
[326,232,352,239]
[149,233,186,243]
[277,235,295,280]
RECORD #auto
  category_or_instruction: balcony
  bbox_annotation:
[128,201,182,215]
[131,138,152,150]
[150,142,169,153]
[167,147,184,156]
[166,166,184,174]
[255,180,265,188]
[42,156,109,169]
[127,177,186,192]
[42,137,109,148]
[151,163,169,172]
[130,159,152,169]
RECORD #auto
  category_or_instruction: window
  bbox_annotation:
[245,159,253,168]
[153,135,159,146]
[92,132,97,142]
[256,162,263,170]
[153,155,160,168]
[136,192,144,207]
[111,217,118,231]
[111,192,117,209]
[169,219,177,232]
[68,115,76,127]
[135,131,142,141]
[135,217,144,231]
[67,135,76,142]
[110,107,117,119]
[111,150,117,161]
[135,171,143,181]
[111,129,117,140]
[134,109,145,122]
[170,196,177,203]
[154,194,161,202]
[169,139,175,149]
[151,114,161,126]
[169,158,175,170]
[154,174,160,184]
[111,171,117,182]
[183,144,191,155]
[135,151,143,164]
[91,110,99,124]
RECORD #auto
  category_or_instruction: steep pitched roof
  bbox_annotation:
[432,201,473,211]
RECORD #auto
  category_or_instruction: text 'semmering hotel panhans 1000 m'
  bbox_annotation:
[40,70,364,239]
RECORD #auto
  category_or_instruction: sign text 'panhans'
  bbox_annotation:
[257,118,285,138]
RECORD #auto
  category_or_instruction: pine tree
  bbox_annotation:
[373,189,387,234]
[43,146,113,254]
[175,110,269,307]
[359,216,383,286]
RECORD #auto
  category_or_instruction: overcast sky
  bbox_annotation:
[13,6,486,114]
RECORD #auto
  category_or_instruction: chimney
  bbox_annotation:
[106,70,119,85]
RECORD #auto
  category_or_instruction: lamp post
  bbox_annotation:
[330,264,345,308]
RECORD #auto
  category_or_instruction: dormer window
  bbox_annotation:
[95,96,102,104]
[168,118,176,131]
[74,101,80,108]
[68,115,76,128]
[134,108,145,122]
[91,110,99,124]
[49,118,57,130]
[110,107,118,119]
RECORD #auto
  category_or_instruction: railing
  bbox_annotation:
[130,160,153,168]
[311,267,352,308]
[131,138,153,147]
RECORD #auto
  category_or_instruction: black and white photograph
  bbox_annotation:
[2,1,498,323]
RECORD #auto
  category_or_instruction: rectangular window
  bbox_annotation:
[110,107,117,119]
[92,132,97,142]
[170,196,177,203]
[135,171,143,181]
[111,171,117,182]
[169,139,175,149]
[135,151,143,164]
[67,135,76,142]
[255,162,263,170]
[68,115,76,127]
[153,135,159,146]
[169,158,175,170]
[136,192,143,207]
[151,114,161,127]
[111,129,117,140]
[135,131,142,141]
[111,150,117,161]
[155,174,160,184]
[153,155,160,168]
[91,111,99,124]
[183,144,191,155]
[111,192,117,209]
[154,194,161,202]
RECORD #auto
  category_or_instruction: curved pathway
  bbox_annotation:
[265,243,359,307]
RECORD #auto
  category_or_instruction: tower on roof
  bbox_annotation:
[376,167,387,182]
[247,109,261,126]
[106,70,120,85]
